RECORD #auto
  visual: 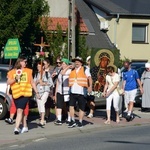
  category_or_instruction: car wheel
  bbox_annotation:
[0,98,8,120]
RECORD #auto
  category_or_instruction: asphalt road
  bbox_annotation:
[5,125,150,150]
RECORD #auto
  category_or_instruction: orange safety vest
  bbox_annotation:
[8,68,33,99]
[69,67,88,87]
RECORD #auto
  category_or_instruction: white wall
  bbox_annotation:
[47,0,68,17]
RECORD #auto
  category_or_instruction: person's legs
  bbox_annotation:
[14,97,29,134]
[77,95,87,128]
[5,99,16,124]
[128,89,137,114]
[45,97,51,120]
[21,103,29,133]
[86,95,95,118]
[37,98,42,118]
[15,108,23,129]
[23,102,29,116]
[105,94,113,124]
[113,93,120,123]
[126,89,137,121]
[69,106,75,120]
[55,93,64,125]
[124,91,130,113]
[39,92,49,125]
[88,101,95,117]
[68,94,76,128]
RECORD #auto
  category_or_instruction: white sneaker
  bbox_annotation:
[14,128,21,135]
[21,127,28,133]
[87,114,93,118]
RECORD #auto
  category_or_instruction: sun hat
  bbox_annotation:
[145,62,150,68]
[86,56,91,63]
[72,56,84,63]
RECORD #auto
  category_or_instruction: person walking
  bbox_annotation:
[54,58,72,125]
[103,66,120,124]
[7,56,40,134]
[43,58,54,120]
[5,98,29,125]
[122,61,143,121]
[51,56,62,118]
[85,56,95,118]
[141,62,150,112]
[34,61,53,126]
[68,56,92,128]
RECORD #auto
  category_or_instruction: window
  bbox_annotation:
[0,69,7,82]
[132,24,148,43]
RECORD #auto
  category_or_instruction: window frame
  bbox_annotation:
[132,23,149,44]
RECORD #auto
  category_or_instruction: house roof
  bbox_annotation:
[75,0,116,49]
[41,17,88,33]
[84,0,150,16]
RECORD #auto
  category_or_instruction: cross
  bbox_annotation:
[34,35,50,79]
[34,36,50,52]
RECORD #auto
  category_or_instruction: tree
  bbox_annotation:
[77,35,89,62]
[76,24,89,62]
[43,23,68,64]
[0,0,49,49]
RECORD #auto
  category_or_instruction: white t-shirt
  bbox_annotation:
[57,69,71,94]
[106,73,120,93]
[71,66,91,95]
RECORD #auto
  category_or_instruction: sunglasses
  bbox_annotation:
[56,62,62,64]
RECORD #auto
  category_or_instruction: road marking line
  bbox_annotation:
[33,138,47,142]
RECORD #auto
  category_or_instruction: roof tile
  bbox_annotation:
[41,17,88,32]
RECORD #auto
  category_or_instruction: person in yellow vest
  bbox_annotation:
[7,56,40,134]
[68,56,92,128]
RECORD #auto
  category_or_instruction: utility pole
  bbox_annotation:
[68,0,76,60]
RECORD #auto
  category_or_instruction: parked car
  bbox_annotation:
[0,64,36,120]
[0,64,12,119]
[94,60,147,107]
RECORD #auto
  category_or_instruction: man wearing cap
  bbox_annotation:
[122,61,143,121]
[141,62,150,112]
[68,56,92,128]
[54,58,72,125]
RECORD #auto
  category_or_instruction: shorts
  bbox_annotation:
[56,93,69,109]
[45,96,55,109]
[86,95,95,102]
[69,93,86,111]
[124,89,137,104]
[14,96,29,109]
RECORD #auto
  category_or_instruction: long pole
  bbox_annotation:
[68,0,76,59]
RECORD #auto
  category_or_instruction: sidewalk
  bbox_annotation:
[0,107,150,149]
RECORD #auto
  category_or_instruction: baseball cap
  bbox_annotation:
[61,58,70,65]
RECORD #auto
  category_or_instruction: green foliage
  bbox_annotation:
[118,57,130,68]
[44,24,68,64]
[77,35,89,62]
[75,25,90,62]
[42,18,89,63]
[0,0,49,48]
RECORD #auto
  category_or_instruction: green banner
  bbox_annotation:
[4,38,21,59]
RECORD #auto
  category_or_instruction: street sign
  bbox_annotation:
[4,38,21,59]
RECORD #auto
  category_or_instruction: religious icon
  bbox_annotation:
[91,49,117,93]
